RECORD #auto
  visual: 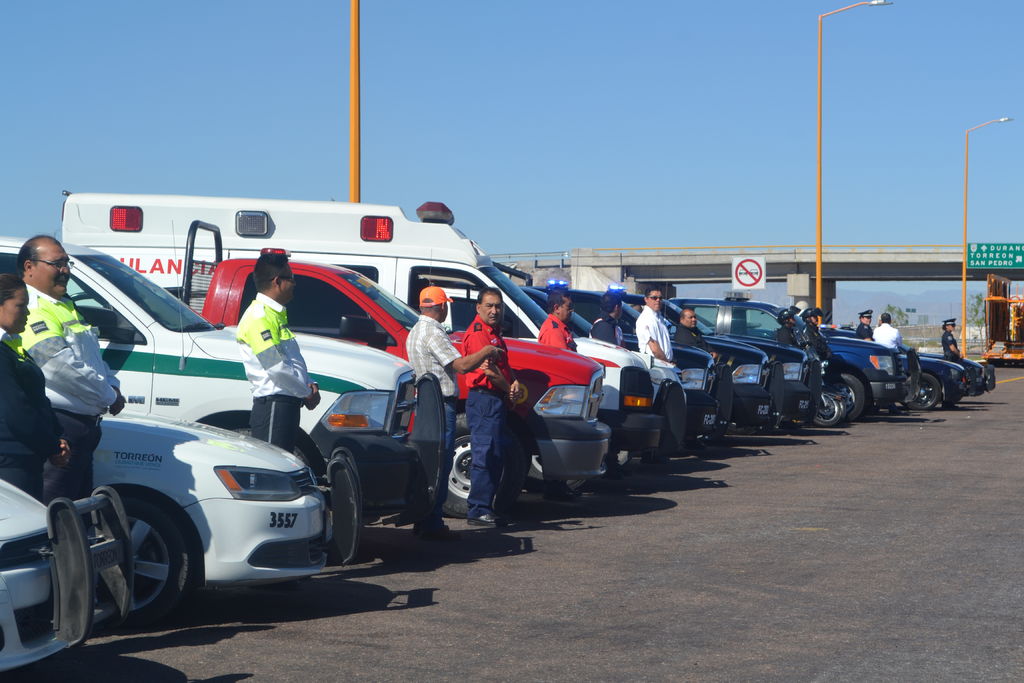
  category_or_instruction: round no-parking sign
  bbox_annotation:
[732,257,766,290]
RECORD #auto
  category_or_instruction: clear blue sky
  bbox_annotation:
[2,1,1020,259]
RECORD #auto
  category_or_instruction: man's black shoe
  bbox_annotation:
[466,513,510,527]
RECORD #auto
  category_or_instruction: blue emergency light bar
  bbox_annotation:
[607,284,627,292]
[546,279,569,289]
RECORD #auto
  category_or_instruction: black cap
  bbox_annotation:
[943,318,956,326]
[800,307,823,319]
[858,310,873,317]
[776,310,795,324]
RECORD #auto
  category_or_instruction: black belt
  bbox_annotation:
[253,395,304,405]
[54,409,103,426]
[469,387,504,399]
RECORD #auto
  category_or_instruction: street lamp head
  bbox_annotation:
[998,117,1013,123]
[868,0,893,5]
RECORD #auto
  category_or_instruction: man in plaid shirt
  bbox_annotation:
[406,286,503,540]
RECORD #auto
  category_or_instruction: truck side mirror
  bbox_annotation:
[339,315,388,351]
[500,316,514,337]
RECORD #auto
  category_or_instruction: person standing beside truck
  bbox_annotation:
[406,286,503,541]
[236,250,321,453]
[872,312,902,350]
[799,308,832,360]
[676,306,719,361]
[538,290,607,489]
[856,310,874,341]
[461,288,521,527]
[18,236,122,502]
[636,286,673,362]
[538,289,577,352]
[776,309,800,347]
[941,319,962,362]
[590,291,624,347]
[0,274,70,501]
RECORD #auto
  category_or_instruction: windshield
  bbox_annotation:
[341,271,420,329]
[479,266,550,330]
[78,254,215,333]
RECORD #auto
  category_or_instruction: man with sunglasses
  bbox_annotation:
[237,250,320,452]
[18,235,124,502]
[635,286,673,363]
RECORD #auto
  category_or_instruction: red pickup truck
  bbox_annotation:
[196,257,623,517]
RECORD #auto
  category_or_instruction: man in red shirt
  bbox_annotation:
[461,287,522,527]
[538,289,577,352]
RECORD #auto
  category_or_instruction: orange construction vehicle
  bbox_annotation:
[983,274,1024,365]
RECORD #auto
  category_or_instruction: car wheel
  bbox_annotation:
[907,372,941,411]
[122,497,193,626]
[838,373,867,421]
[442,413,528,519]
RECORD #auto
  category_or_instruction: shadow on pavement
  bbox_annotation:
[10,626,263,683]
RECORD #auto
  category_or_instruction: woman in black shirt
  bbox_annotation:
[0,274,68,501]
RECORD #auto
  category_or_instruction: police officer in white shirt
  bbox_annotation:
[635,286,673,362]
[872,312,903,349]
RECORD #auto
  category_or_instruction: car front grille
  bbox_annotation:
[248,536,326,569]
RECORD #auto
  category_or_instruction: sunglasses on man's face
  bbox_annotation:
[646,295,663,301]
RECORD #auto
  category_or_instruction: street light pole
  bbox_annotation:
[816,0,892,309]
[349,0,360,203]
[961,117,1012,356]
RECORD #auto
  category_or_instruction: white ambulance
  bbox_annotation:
[61,193,691,460]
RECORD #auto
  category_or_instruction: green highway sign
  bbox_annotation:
[968,243,1024,268]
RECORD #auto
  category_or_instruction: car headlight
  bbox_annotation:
[321,390,391,431]
[950,367,963,382]
[868,355,895,375]
[679,368,706,390]
[782,362,802,381]
[534,385,587,418]
[732,363,761,385]
[214,466,301,501]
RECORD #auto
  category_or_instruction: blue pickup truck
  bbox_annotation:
[672,297,909,421]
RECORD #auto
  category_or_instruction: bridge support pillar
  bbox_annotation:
[787,273,836,317]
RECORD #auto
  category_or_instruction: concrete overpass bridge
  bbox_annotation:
[492,244,1015,313]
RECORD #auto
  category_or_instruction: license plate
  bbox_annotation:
[757,404,770,416]
[702,413,716,426]
[90,539,123,571]
[799,400,809,410]
[885,383,896,390]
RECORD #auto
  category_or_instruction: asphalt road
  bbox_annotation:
[17,369,1024,682]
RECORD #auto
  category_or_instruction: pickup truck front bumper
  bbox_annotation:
[869,379,908,405]
[684,389,719,437]
[529,414,611,480]
[781,380,815,421]
[731,384,774,427]
[309,429,430,525]
[599,409,662,452]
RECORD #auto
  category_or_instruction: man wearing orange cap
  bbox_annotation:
[407,286,503,539]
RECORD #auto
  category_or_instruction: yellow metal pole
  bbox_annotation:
[349,0,361,203]
[816,15,823,308]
